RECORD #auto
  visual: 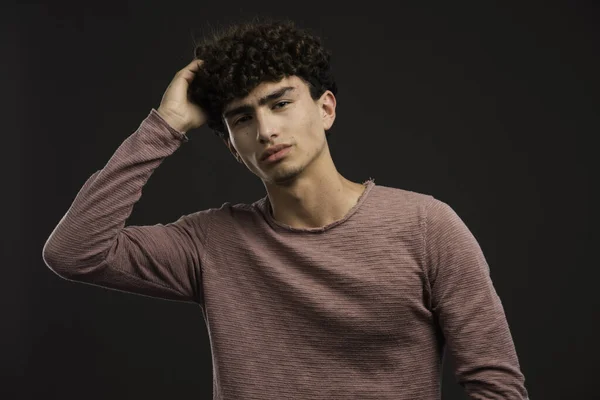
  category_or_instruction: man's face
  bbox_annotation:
[222,75,336,185]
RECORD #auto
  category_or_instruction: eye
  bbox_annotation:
[234,115,251,126]
[273,101,290,109]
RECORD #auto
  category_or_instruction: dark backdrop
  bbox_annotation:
[4,1,597,399]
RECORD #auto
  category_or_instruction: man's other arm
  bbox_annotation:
[423,198,530,399]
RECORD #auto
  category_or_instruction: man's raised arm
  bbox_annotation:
[42,60,212,303]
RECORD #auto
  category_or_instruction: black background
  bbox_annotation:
[4,1,598,399]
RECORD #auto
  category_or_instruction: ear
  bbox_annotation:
[222,137,243,164]
[320,90,336,131]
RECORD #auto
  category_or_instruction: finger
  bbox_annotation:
[186,59,204,72]
[178,59,203,84]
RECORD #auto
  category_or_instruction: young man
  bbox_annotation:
[42,19,529,399]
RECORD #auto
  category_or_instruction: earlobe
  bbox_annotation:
[321,91,336,130]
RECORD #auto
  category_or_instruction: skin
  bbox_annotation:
[221,75,367,229]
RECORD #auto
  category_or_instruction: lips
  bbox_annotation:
[260,144,292,161]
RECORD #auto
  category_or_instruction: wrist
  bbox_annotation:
[156,108,188,133]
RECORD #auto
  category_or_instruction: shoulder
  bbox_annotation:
[368,183,461,229]
[372,184,434,205]
[369,183,440,217]
[188,199,260,221]
[185,197,268,230]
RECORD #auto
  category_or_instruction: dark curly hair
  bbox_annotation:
[189,19,337,140]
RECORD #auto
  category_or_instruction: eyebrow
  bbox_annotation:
[223,86,297,120]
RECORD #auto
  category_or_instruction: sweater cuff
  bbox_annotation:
[148,108,190,142]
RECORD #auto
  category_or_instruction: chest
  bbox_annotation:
[203,224,431,339]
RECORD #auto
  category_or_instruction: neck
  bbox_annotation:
[263,146,366,229]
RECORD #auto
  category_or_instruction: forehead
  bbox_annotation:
[225,76,306,109]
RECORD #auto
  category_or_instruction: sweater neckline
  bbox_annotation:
[257,178,376,233]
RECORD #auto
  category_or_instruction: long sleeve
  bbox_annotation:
[42,109,209,304]
[423,198,529,399]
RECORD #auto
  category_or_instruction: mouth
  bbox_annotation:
[261,145,292,164]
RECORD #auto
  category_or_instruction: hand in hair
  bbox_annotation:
[157,59,208,133]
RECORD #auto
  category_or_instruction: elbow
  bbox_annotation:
[42,240,104,281]
[42,243,77,280]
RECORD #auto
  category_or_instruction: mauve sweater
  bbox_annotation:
[42,109,529,400]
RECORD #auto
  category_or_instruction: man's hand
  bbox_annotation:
[157,59,208,133]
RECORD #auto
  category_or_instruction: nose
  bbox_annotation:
[254,110,279,143]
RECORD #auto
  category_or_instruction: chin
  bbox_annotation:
[266,164,305,186]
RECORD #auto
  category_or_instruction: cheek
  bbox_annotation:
[304,110,325,141]
[296,108,318,133]
[231,133,252,153]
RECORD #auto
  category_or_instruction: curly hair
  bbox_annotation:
[189,19,337,140]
